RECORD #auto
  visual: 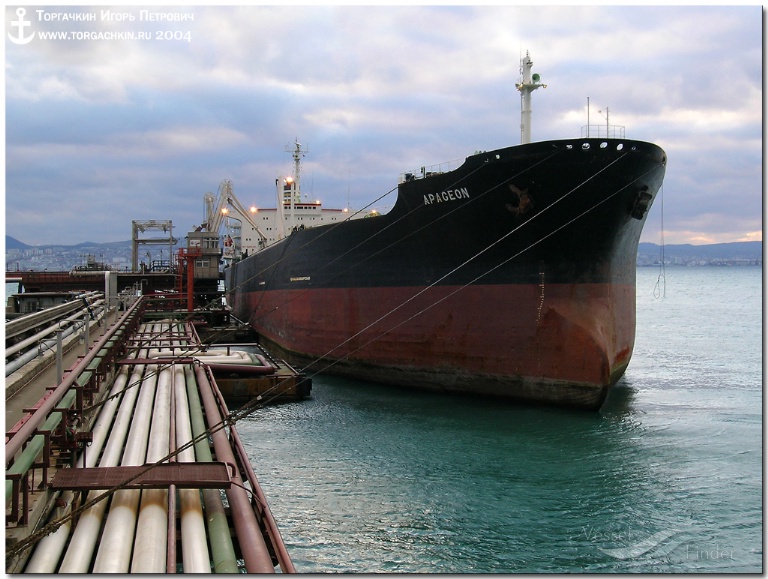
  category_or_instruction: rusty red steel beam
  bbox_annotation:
[47,462,233,491]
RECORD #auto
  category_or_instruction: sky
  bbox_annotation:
[4,4,764,247]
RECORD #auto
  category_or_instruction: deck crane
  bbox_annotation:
[204,180,267,256]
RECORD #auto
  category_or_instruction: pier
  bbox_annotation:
[6,294,299,573]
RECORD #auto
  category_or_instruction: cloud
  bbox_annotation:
[4,4,763,247]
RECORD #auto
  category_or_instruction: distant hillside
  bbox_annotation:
[638,241,762,260]
[6,236,32,250]
[6,236,131,250]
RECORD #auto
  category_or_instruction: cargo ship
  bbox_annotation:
[225,54,667,409]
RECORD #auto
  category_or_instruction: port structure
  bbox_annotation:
[5,295,295,573]
[131,220,178,273]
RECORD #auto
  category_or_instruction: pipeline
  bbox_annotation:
[57,342,151,572]
[91,325,162,573]
[15,314,292,573]
[229,407,297,573]
[195,364,276,573]
[6,346,123,504]
[5,291,101,340]
[23,358,135,573]
[130,356,173,573]
[184,364,240,573]
[167,361,178,574]
[5,299,106,360]
[6,297,143,467]
[5,301,141,507]
[5,303,108,377]
[174,362,212,573]
[205,362,276,375]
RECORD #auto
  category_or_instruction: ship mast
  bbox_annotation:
[284,139,308,232]
[288,138,306,201]
[515,51,546,145]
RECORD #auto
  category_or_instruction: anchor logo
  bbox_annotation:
[8,7,35,45]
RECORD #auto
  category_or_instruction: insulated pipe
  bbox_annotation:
[147,349,253,361]
[130,361,173,573]
[184,365,240,573]
[147,349,274,369]
[91,347,161,572]
[57,350,150,572]
[24,361,134,573]
[174,363,212,573]
[195,365,275,573]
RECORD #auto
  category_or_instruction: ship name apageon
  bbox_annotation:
[423,187,470,205]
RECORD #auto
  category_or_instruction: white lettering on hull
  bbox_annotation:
[423,187,470,205]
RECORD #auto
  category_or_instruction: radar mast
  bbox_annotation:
[515,51,547,144]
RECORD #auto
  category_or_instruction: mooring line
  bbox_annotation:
[300,150,631,374]
[239,149,563,328]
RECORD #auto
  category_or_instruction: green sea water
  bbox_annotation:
[238,267,762,573]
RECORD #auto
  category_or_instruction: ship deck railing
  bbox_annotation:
[399,158,464,184]
[580,124,626,139]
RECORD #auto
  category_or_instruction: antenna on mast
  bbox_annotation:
[515,51,547,145]
[283,139,309,232]
[598,107,610,136]
[285,138,309,197]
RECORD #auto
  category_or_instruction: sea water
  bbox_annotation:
[237,267,762,573]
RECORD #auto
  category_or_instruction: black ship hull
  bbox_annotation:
[226,138,667,409]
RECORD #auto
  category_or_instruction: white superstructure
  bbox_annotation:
[208,140,373,260]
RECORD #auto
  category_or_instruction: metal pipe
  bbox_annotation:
[184,365,239,573]
[130,359,173,573]
[5,336,114,503]
[230,411,297,573]
[91,335,161,572]
[174,363,212,573]
[206,365,295,571]
[5,292,101,340]
[5,297,143,465]
[195,365,275,573]
[167,381,178,575]
[23,361,134,573]
[5,300,105,358]
[5,322,78,377]
[58,349,150,572]
[6,308,136,503]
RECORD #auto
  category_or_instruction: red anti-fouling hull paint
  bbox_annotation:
[240,282,635,410]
